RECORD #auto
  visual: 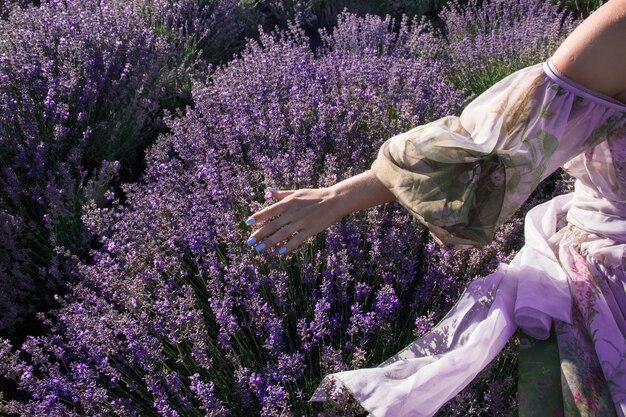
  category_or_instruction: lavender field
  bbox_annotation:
[0,0,593,415]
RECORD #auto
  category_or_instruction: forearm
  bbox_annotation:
[329,169,396,217]
[245,170,396,254]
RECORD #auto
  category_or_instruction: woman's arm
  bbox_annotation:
[244,171,395,254]
[245,0,626,254]
[551,0,626,103]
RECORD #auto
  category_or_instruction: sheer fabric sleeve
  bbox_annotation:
[371,59,626,248]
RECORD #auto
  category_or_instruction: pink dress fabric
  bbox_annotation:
[311,59,626,416]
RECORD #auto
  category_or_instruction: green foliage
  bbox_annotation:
[555,0,604,18]
[450,61,521,101]
[440,0,578,98]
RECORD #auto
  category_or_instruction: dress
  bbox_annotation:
[311,58,626,416]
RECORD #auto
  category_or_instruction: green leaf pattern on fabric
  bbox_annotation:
[370,62,626,248]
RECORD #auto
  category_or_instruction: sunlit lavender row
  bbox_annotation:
[1,0,581,415]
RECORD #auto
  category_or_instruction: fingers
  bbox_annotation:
[247,218,312,256]
[244,187,315,255]
[247,208,298,247]
[252,219,305,254]
[245,188,296,226]
[243,188,293,252]
[245,200,286,227]
[277,228,314,255]
[244,187,336,255]
[269,189,295,201]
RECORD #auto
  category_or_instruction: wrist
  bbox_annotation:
[328,170,396,217]
[326,183,352,219]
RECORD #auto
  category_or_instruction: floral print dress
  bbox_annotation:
[311,58,626,416]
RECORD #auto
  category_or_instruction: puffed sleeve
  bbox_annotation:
[371,59,626,248]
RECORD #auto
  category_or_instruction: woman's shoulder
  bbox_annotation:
[551,0,626,105]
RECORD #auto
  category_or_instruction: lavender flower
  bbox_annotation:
[0,2,580,415]
[0,0,253,333]
[441,0,579,97]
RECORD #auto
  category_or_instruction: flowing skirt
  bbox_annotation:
[312,193,626,417]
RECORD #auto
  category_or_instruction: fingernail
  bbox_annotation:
[246,237,257,246]
[278,246,287,254]
[245,217,255,225]
[255,243,266,252]
[267,186,278,192]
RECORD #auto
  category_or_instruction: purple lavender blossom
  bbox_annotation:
[441,0,578,97]
[2,11,461,414]
[0,1,580,415]
[0,0,253,333]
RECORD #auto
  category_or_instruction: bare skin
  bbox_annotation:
[245,0,626,255]
[245,171,396,255]
[551,0,626,103]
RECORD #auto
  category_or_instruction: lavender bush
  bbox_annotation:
[0,12,464,415]
[441,0,577,98]
[0,0,258,333]
[0,0,28,18]
[1,0,586,416]
[559,0,605,17]
[255,0,447,36]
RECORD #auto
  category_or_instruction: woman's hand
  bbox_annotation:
[244,170,396,255]
[244,187,346,255]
